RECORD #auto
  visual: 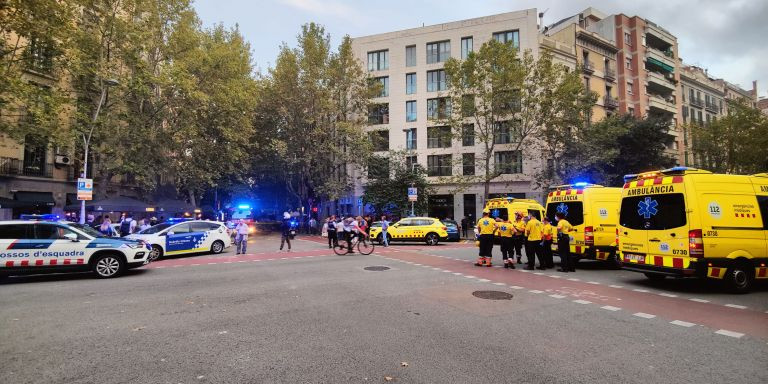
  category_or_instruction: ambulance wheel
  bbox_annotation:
[425,233,439,246]
[210,240,225,254]
[92,253,125,278]
[725,262,753,294]
[643,272,666,281]
[148,245,163,261]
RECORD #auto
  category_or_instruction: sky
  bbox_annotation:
[193,0,767,98]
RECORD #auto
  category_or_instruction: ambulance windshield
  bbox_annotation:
[620,193,687,230]
[546,202,584,226]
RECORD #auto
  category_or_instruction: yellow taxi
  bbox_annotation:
[545,183,623,265]
[619,167,768,293]
[370,217,449,246]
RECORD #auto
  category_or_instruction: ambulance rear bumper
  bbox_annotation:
[621,262,701,277]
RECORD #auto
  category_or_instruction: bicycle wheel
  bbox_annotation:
[333,243,349,255]
[357,238,375,255]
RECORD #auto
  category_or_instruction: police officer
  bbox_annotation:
[524,214,545,270]
[475,209,497,267]
[498,217,516,269]
[556,212,575,272]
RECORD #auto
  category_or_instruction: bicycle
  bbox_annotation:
[333,233,375,255]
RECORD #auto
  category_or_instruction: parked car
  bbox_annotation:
[441,219,461,242]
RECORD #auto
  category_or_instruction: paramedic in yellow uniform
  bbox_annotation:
[497,218,516,269]
[524,214,545,270]
[511,212,526,264]
[541,217,555,269]
[475,209,497,267]
[556,212,575,272]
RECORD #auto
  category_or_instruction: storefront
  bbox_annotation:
[428,194,454,219]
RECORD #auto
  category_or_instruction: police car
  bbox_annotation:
[0,215,151,279]
[126,219,231,261]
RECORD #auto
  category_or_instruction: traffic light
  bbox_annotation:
[312,207,318,213]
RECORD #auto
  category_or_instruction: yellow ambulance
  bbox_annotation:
[619,167,768,293]
[545,183,623,265]
[484,198,545,221]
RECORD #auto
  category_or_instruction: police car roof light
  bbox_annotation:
[237,204,251,209]
[166,217,193,224]
[20,214,61,221]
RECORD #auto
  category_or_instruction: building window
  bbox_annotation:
[367,50,389,71]
[406,73,417,95]
[405,128,417,150]
[584,77,591,92]
[369,130,389,151]
[626,81,633,95]
[368,103,389,125]
[25,37,55,73]
[461,37,473,59]
[427,97,451,120]
[461,95,476,117]
[682,106,688,123]
[628,107,635,116]
[427,69,447,92]
[23,134,47,177]
[462,124,475,146]
[406,45,416,67]
[697,110,703,122]
[426,40,451,64]
[427,154,452,177]
[368,156,390,179]
[406,155,418,170]
[624,32,631,46]
[493,121,519,144]
[462,153,475,176]
[427,126,452,148]
[406,101,417,122]
[625,57,632,70]
[492,30,520,48]
[494,150,522,174]
[375,76,389,97]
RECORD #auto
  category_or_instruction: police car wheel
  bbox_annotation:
[92,254,125,278]
[210,240,225,254]
[425,233,439,246]
[148,245,163,261]
[725,262,753,294]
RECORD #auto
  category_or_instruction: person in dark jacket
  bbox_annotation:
[327,215,338,248]
[279,213,293,252]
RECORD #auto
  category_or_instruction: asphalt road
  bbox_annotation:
[1,234,766,384]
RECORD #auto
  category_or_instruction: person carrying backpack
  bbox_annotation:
[119,215,136,237]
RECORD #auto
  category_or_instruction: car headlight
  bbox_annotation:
[120,243,143,249]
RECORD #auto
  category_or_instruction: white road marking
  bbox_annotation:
[154,266,165,269]
[191,264,201,266]
[549,294,566,299]
[509,286,524,290]
[715,329,744,338]
[689,298,710,303]
[493,282,506,286]
[529,290,544,294]
[477,279,491,283]
[441,270,452,273]
[608,284,623,288]
[518,269,530,273]
[223,262,232,264]
[548,275,562,278]
[567,278,580,282]
[633,312,656,319]
[533,272,544,276]
[601,306,621,311]
[413,263,422,266]
[632,288,650,293]
[670,320,695,327]
[573,299,592,304]
[587,281,601,285]
[725,304,747,309]
[464,275,477,279]
[658,293,677,298]
[453,272,463,276]
[237,261,247,263]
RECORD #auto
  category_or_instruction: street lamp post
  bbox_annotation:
[80,79,119,224]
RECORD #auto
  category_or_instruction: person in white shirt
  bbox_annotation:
[234,219,250,254]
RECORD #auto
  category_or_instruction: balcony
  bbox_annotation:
[689,97,704,108]
[646,48,675,72]
[0,157,53,178]
[604,96,619,109]
[705,101,719,114]
[581,61,595,74]
[647,71,676,92]
[648,94,677,115]
[604,67,616,82]
[645,21,676,49]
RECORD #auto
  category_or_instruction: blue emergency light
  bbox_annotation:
[166,217,193,224]
[573,181,589,188]
[20,214,61,221]
[237,204,251,210]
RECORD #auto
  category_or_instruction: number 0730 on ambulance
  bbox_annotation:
[618,167,768,293]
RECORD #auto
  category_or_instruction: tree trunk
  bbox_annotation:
[188,189,197,208]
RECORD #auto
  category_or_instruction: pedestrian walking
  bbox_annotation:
[498,218,516,269]
[279,213,293,252]
[524,214,545,270]
[556,212,575,272]
[86,214,97,229]
[138,219,151,232]
[474,209,497,267]
[99,217,116,237]
[541,217,555,268]
[235,219,249,254]
[309,217,317,235]
[119,214,136,237]
[327,215,338,249]
[460,216,469,238]
[380,215,390,247]
[511,212,525,264]
[362,215,371,238]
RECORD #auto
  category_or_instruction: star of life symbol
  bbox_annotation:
[491,209,500,218]
[637,197,659,219]
[483,220,489,225]
[556,203,568,216]
[501,225,507,231]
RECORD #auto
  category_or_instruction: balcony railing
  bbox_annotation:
[604,67,616,82]
[581,61,595,74]
[690,98,704,108]
[705,101,719,113]
[0,157,53,178]
[604,96,619,109]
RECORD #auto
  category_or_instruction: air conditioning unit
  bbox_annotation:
[55,154,72,166]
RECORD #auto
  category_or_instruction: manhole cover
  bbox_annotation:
[472,290,513,300]
[364,266,391,271]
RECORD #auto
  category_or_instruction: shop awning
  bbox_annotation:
[647,57,674,73]
[14,191,55,206]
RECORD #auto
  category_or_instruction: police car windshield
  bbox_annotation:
[69,223,105,238]
[139,223,173,234]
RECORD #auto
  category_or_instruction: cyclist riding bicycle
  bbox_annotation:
[342,216,363,254]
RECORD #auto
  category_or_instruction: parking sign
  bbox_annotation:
[77,178,93,201]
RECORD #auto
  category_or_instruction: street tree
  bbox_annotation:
[443,40,593,200]
[362,151,433,217]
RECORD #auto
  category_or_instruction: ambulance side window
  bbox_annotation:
[758,196,768,230]
[0,224,31,239]
[528,210,541,220]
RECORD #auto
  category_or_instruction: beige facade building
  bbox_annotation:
[350,9,544,219]
[679,64,727,167]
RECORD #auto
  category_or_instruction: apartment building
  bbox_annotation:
[546,8,619,122]
[724,81,758,109]
[350,9,543,220]
[758,97,768,116]
[679,64,727,167]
